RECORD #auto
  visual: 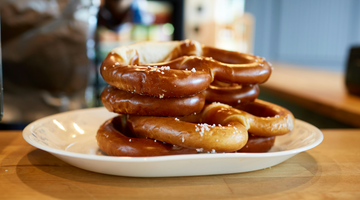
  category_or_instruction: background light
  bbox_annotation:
[162,23,174,36]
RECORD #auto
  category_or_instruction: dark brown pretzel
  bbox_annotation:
[237,134,275,153]
[101,85,205,116]
[235,99,295,136]
[204,81,259,106]
[100,40,271,98]
[96,115,197,157]
[127,103,249,152]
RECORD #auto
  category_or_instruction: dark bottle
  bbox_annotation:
[345,46,360,96]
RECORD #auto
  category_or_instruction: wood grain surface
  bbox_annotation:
[1,129,360,200]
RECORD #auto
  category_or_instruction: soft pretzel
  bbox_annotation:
[235,99,295,136]
[101,85,205,116]
[204,81,259,106]
[127,103,250,152]
[237,134,275,153]
[96,39,293,157]
[201,46,272,84]
[96,115,197,157]
[100,40,271,98]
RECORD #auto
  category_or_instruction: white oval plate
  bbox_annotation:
[23,107,323,177]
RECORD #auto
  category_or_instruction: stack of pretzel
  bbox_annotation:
[96,40,295,157]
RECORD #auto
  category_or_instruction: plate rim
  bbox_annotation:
[22,107,324,162]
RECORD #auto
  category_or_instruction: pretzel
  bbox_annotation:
[204,81,259,106]
[97,40,292,156]
[127,103,250,152]
[96,115,197,157]
[100,40,271,98]
[237,134,275,153]
[202,46,272,84]
[235,99,295,136]
[101,85,205,116]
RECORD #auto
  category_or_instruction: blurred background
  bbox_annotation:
[1,0,359,130]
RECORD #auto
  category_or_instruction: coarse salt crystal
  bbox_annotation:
[160,66,170,70]
[195,126,200,132]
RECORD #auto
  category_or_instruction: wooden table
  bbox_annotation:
[261,63,360,127]
[1,130,360,200]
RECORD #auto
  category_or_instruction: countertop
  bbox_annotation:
[1,129,360,200]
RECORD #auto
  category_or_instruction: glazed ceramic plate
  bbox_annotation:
[23,107,323,177]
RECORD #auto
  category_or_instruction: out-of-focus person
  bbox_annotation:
[0,0,99,128]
